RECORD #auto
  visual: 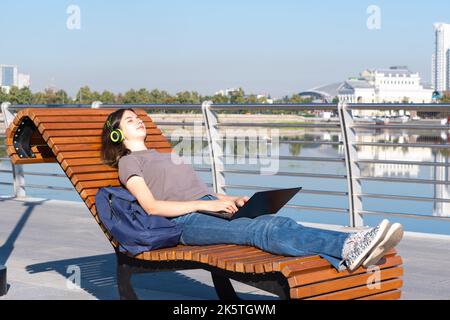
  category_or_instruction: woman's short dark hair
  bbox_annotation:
[100,108,136,168]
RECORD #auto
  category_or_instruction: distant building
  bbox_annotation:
[18,73,31,89]
[339,66,433,105]
[299,82,341,103]
[0,65,18,88]
[432,23,450,92]
[301,66,433,117]
[256,94,273,104]
[214,88,240,96]
[0,64,30,92]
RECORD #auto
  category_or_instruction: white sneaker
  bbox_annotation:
[362,223,404,268]
[342,219,391,272]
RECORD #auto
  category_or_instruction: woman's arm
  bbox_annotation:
[125,176,237,217]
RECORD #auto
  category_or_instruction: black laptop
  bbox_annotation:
[198,187,302,220]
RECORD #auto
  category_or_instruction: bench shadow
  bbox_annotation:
[0,198,46,266]
[26,254,279,300]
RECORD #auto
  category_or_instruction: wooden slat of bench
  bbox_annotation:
[303,278,403,300]
[287,251,400,287]
[80,188,103,199]
[224,252,271,272]
[255,256,291,274]
[134,244,200,261]
[262,257,294,273]
[176,245,238,261]
[207,246,262,266]
[216,249,269,270]
[154,245,192,261]
[53,143,102,153]
[147,245,210,261]
[71,172,118,185]
[79,180,121,194]
[61,158,104,169]
[234,253,279,273]
[196,246,246,264]
[281,258,342,278]
[12,109,29,126]
[66,164,118,175]
[134,244,226,261]
[190,245,238,262]
[251,256,295,274]
[290,266,403,299]
[175,244,238,261]
[57,151,107,160]
[8,154,56,164]
[272,255,323,273]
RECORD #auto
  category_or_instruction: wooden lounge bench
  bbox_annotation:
[5,107,404,300]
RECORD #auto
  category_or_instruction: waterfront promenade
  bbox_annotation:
[1,196,449,300]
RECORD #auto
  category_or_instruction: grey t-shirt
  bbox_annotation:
[118,149,213,201]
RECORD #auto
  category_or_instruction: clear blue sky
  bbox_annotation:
[0,0,448,98]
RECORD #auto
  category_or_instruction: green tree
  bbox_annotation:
[55,89,70,104]
[100,90,116,103]
[32,92,47,104]
[229,88,246,104]
[0,88,8,103]
[8,87,34,104]
[123,89,138,104]
[75,86,96,104]
[176,91,201,104]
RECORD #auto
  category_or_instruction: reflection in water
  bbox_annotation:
[434,152,450,217]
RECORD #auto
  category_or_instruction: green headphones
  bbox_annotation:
[105,119,124,143]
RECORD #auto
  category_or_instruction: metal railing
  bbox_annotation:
[1,101,450,227]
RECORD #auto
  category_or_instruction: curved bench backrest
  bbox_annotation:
[6,107,173,249]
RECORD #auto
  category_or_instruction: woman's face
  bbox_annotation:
[119,110,146,142]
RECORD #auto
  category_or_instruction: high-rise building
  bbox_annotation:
[0,65,30,91]
[432,23,450,92]
[0,65,18,87]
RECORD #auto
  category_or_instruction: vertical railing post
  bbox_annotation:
[337,102,364,228]
[201,100,226,194]
[1,102,26,198]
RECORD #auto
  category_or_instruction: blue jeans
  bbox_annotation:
[170,194,351,271]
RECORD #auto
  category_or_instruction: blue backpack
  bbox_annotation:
[95,186,182,256]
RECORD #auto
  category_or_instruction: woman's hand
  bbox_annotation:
[234,196,250,208]
[198,199,239,214]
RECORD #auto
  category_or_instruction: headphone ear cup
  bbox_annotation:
[110,129,123,143]
[116,128,124,143]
